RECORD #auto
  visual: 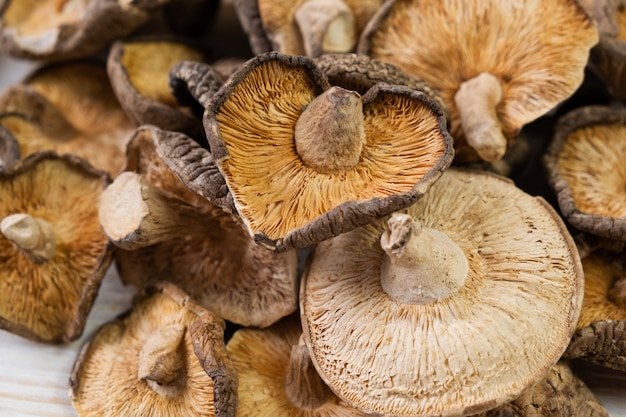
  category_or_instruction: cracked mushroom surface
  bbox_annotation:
[99,125,299,327]
[358,0,598,163]
[0,60,134,176]
[544,105,626,241]
[204,52,453,252]
[227,314,369,416]
[0,151,112,343]
[300,168,583,417]
[69,282,237,417]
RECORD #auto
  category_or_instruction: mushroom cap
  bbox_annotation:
[204,52,453,252]
[0,60,134,176]
[300,168,583,416]
[112,125,299,327]
[358,0,598,163]
[0,151,112,343]
[107,37,208,140]
[543,105,626,241]
[69,282,237,417]
[226,314,368,416]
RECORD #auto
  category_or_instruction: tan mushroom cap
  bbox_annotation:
[300,168,583,416]
[205,52,453,252]
[69,282,237,417]
[227,314,368,416]
[102,125,298,327]
[359,0,597,163]
[0,152,112,343]
[544,106,626,241]
[0,61,134,176]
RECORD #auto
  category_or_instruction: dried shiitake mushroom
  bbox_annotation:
[204,51,453,252]
[300,168,583,416]
[227,314,369,416]
[69,282,237,417]
[359,0,598,163]
[0,151,112,343]
[107,37,208,140]
[99,125,299,327]
[544,105,626,241]
[0,60,134,176]
[0,0,176,60]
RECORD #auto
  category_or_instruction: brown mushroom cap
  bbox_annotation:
[544,105,626,241]
[227,314,368,416]
[69,282,237,417]
[358,0,598,163]
[107,37,208,140]
[205,52,453,252]
[101,125,299,327]
[300,168,583,416]
[0,152,112,343]
[0,60,134,176]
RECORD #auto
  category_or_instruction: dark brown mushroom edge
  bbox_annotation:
[300,168,583,416]
[0,0,174,60]
[0,60,135,177]
[0,151,112,343]
[107,37,209,140]
[543,105,626,241]
[358,0,598,163]
[98,125,299,328]
[69,282,237,417]
[235,0,383,57]
[563,247,626,372]
[204,51,453,252]
[226,313,370,416]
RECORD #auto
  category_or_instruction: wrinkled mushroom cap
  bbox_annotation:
[544,105,626,241]
[205,52,453,252]
[359,0,597,163]
[0,152,112,343]
[300,168,583,416]
[69,282,237,417]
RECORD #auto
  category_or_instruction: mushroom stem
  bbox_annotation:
[295,0,356,57]
[1,213,56,263]
[454,72,507,162]
[138,323,187,397]
[285,335,330,410]
[294,86,364,174]
[98,171,205,250]
[380,213,468,304]
[608,276,626,309]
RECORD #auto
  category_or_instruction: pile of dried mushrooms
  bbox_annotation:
[0,0,624,416]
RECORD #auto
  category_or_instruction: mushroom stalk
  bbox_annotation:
[608,275,626,309]
[138,323,187,397]
[1,213,56,263]
[295,0,356,57]
[285,336,330,410]
[294,86,364,174]
[454,72,507,162]
[380,213,468,304]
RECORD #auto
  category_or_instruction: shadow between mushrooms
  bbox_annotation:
[204,51,453,252]
[69,282,237,417]
[0,151,112,343]
[300,168,583,416]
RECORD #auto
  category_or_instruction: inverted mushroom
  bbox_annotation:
[204,52,453,252]
[300,168,583,416]
[69,282,237,417]
[359,0,598,163]
[0,151,112,343]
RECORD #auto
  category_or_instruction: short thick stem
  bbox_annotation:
[1,213,56,263]
[455,72,507,162]
[295,0,356,57]
[285,335,329,410]
[138,323,187,397]
[608,276,626,309]
[295,86,364,174]
[380,213,468,304]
